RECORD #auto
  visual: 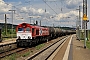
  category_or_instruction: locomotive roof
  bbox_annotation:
[18,23,48,29]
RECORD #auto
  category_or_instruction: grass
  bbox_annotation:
[1,33,16,42]
[82,40,90,49]
[86,41,90,49]
[22,51,31,57]
[1,50,32,60]
[1,54,16,60]
[9,54,16,60]
[35,44,45,50]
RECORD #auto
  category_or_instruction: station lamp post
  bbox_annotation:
[36,16,41,26]
[28,16,41,25]
[4,14,9,36]
[9,10,16,39]
[5,14,7,36]
[28,16,33,24]
[76,6,81,41]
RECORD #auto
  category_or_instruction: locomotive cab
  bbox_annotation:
[16,23,32,40]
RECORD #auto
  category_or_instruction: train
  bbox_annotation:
[16,23,75,47]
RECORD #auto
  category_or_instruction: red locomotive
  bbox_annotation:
[16,23,75,47]
[16,23,50,46]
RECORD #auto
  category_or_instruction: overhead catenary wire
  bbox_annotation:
[54,1,62,12]
[43,0,58,15]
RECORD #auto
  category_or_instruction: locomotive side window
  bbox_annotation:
[36,30,39,35]
[32,28,35,36]
[18,28,24,31]
[32,28,34,33]
[26,27,30,31]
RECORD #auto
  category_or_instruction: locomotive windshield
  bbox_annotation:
[18,28,24,31]
[25,27,30,32]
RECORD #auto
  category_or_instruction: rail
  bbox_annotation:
[26,36,70,60]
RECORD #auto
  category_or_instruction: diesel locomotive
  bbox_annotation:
[16,23,75,47]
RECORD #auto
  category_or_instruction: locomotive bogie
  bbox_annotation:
[17,39,31,47]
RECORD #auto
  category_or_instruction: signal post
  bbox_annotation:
[83,14,88,48]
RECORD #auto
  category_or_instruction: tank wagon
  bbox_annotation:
[16,23,75,47]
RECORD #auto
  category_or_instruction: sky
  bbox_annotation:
[0,0,90,29]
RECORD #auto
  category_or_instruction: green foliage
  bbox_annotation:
[2,54,16,60]
[22,51,30,57]
[9,54,16,60]
[86,41,90,49]
[35,44,45,50]
[88,30,90,39]
[2,29,16,38]
[80,31,84,40]
[80,30,90,40]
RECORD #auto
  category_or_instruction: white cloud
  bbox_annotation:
[45,0,57,2]
[55,10,81,20]
[20,6,50,16]
[30,7,49,14]
[21,7,28,12]
[0,0,12,23]
[65,0,82,9]
[0,0,85,27]
[0,19,4,22]
[47,0,82,9]
[0,0,12,13]
[37,9,44,14]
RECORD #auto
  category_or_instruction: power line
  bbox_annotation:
[43,0,58,14]
[54,1,62,12]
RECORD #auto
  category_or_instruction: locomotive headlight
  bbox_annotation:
[28,36,31,39]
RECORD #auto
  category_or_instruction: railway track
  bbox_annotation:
[26,35,70,60]
[0,48,26,58]
[0,35,70,59]
[0,42,17,54]
[0,41,26,58]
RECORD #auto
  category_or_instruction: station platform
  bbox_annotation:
[72,35,90,60]
[51,35,90,60]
